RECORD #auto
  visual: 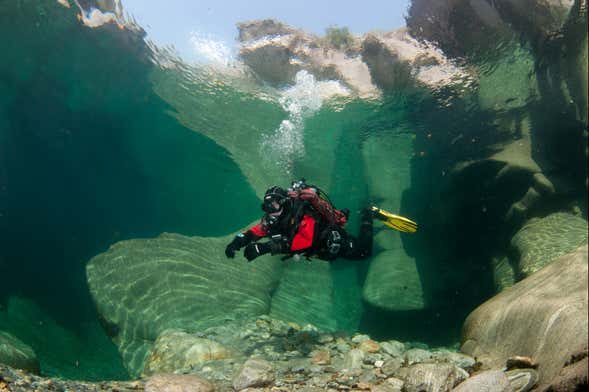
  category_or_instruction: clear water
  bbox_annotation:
[0,0,587,381]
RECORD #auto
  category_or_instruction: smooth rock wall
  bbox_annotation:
[269,259,338,331]
[510,212,588,279]
[0,331,39,374]
[461,244,588,385]
[361,133,426,311]
[86,232,283,376]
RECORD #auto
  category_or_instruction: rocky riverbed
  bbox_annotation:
[1,315,558,392]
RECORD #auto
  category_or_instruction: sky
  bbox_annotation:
[122,0,411,62]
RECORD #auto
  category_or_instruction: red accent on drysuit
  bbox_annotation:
[248,223,267,238]
[288,189,347,226]
[290,215,315,251]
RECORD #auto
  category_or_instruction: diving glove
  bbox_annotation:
[244,242,271,261]
[243,235,287,261]
[225,233,250,258]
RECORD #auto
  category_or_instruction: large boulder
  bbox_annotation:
[461,244,588,386]
[0,331,39,374]
[142,329,232,376]
[510,212,588,279]
[362,241,425,311]
[361,133,426,311]
[448,114,556,230]
[86,232,283,376]
[269,259,339,331]
[237,19,297,42]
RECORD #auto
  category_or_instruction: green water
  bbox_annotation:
[1,0,587,381]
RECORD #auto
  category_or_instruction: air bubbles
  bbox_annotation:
[189,31,235,67]
[261,70,348,174]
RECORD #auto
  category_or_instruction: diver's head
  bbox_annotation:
[261,186,289,216]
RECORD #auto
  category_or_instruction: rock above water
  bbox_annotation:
[406,0,575,56]
[238,20,376,96]
[361,29,472,92]
[145,373,215,392]
[237,19,297,42]
[237,19,471,97]
[0,331,39,374]
[461,244,588,386]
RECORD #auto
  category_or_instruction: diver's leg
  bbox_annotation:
[340,208,373,260]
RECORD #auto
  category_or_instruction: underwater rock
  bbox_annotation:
[505,368,538,392]
[560,1,588,126]
[405,348,433,366]
[359,339,380,353]
[380,358,403,377]
[269,259,339,331]
[0,331,39,374]
[432,350,477,371]
[363,246,425,311]
[232,358,275,390]
[0,316,478,392]
[451,114,556,229]
[380,340,406,358]
[342,348,365,372]
[142,329,232,376]
[540,354,588,392]
[403,362,468,392]
[510,212,588,278]
[361,133,427,311]
[452,370,514,392]
[0,363,144,391]
[0,296,126,380]
[86,232,282,376]
[461,244,588,386]
[145,373,215,392]
[475,41,539,112]
[362,134,413,213]
[492,257,517,292]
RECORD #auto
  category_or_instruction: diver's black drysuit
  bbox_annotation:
[225,197,373,262]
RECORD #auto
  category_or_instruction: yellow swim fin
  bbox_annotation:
[370,206,418,233]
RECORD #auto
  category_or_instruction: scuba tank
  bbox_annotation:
[287,179,348,227]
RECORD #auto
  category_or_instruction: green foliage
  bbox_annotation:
[324,26,354,50]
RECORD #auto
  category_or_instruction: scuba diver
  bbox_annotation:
[225,179,417,262]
